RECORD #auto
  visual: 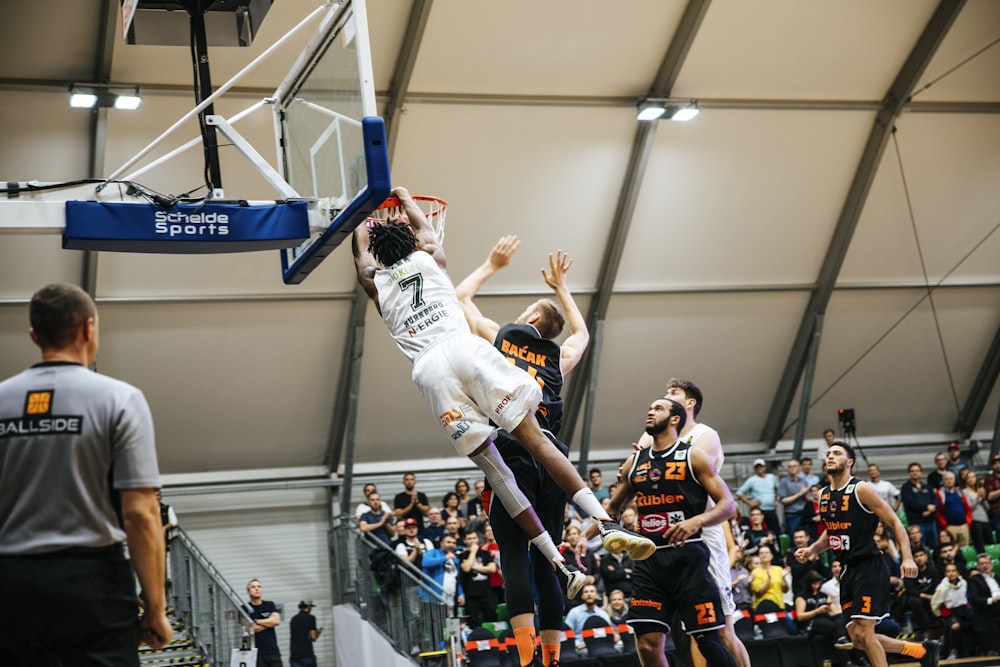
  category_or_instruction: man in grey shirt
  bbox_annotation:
[778,459,811,537]
[0,283,172,665]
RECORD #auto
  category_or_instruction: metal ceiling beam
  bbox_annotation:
[956,325,1000,438]
[325,1,434,487]
[561,0,712,448]
[760,0,967,447]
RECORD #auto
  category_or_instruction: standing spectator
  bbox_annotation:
[0,283,171,664]
[736,459,781,535]
[936,471,972,547]
[393,472,430,534]
[481,523,505,604]
[962,470,992,555]
[158,490,178,543]
[600,548,634,599]
[945,442,970,478]
[354,483,391,519]
[246,579,282,667]
[900,549,940,640]
[741,507,779,556]
[466,479,486,521]
[805,485,825,540]
[359,492,396,545]
[395,517,432,569]
[983,455,1000,542]
[289,600,321,667]
[868,464,901,512]
[931,563,972,659]
[444,515,465,551]
[420,534,464,614]
[801,457,821,488]
[441,491,467,530]
[423,507,448,547]
[589,468,609,502]
[454,479,472,517]
[966,553,1000,656]
[818,428,836,468]
[928,453,949,490]
[778,459,811,536]
[459,531,498,628]
[907,525,929,555]
[901,462,939,549]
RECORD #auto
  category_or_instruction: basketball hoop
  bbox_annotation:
[367,194,448,244]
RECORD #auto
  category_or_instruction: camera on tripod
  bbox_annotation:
[838,408,856,435]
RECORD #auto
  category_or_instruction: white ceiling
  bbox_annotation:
[1,0,998,482]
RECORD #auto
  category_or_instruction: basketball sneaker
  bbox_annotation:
[599,519,657,560]
[553,559,586,599]
[919,639,940,667]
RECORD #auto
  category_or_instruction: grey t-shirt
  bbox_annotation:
[0,362,160,554]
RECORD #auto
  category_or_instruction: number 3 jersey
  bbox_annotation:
[626,441,710,548]
[375,250,470,363]
[819,476,880,563]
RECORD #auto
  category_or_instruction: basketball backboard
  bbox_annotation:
[274,0,390,284]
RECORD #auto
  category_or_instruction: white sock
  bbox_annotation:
[530,532,562,563]
[572,488,610,521]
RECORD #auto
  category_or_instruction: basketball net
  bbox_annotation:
[367,195,448,244]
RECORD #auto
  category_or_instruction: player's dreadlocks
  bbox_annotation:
[368,220,418,267]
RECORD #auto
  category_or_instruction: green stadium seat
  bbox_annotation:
[961,545,977,562]
[986,544,1000,561]
[779,534,791,554]
[897,511,908,528]
[495,603,509,624]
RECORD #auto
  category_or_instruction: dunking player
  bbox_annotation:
[352,187,654,599]
[635,379,750,667]
[610,398,737,667]
[795,442,940,667]
[455,235,593,667]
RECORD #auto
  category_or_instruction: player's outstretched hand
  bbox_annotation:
[541,250,573,291]
[488,235,520,270]
[390,185,412,201]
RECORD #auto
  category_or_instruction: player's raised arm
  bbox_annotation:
[393,186,444,266]
[608,454,638,518]
[455,235,520,342]
[351,223,378,303]
[541,249,590,376]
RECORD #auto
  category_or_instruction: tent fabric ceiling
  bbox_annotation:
[0,0,998,479]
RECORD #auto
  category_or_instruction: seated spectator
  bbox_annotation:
[963,470,992,555]
[607,588,629,624]
[441,491,467,530]
[564,584,617,654]
[967,552,1000,656]
[785,527,828,594]
[937,470,972,547]
[742,507,779,556]
[560,524,600,611]
[359,492,396,545]
[620,507,639,534]
[874,521,900,561]
[750,544,788,613]
[423,506,448,547]
[795,570,848,650]
[599,546,633,599]
[900,547,940,640]
[931,562,972,659]
[934,540,970,581]
[730,551,754,611]
[820,559,842,615]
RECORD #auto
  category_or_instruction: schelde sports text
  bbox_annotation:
[153,210,230,237]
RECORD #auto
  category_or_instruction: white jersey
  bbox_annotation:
[684,421,735,615]
[374,250,469,363]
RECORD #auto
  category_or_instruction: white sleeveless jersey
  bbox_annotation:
[374,250,470,363]
[684,421,735,614]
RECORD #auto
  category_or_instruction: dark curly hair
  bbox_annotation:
[368,220,418,267]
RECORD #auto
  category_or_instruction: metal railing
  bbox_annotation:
[330,516,457,661]
[168,528,255,667]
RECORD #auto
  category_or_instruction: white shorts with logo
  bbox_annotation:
[412,332,542,457]
[702,523,736,616]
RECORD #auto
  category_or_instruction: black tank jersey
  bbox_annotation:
[627,441,709,548]
[819,477,880,563]
[494,323,564,434]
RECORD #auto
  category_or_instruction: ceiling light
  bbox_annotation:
[69,84,142,110]
[636,98,700,122]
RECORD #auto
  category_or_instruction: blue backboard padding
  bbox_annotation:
[64,201,310,253]
[281,116,391,284]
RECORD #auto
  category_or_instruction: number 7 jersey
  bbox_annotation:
[374,250,470,363]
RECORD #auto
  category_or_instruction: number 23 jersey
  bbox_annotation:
[627,441,710,548]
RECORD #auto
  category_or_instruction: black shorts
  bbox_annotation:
[840,555,890,622]
[626,541,726,636]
